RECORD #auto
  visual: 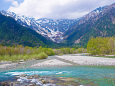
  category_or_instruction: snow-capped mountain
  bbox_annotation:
[0,10,78,43]
[1,3,112,44]
[64,3,115,45]
[76,6,105,25]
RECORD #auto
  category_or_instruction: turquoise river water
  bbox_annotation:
[0,66,115,86]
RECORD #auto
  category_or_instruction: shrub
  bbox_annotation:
[87,37,115,55]
[77,48,87,53]
[35,52,48,59]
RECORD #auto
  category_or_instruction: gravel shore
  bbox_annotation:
[0,54,115,70]
[56,54,115,66]
[31,59,72,67]
[31,54,115,67]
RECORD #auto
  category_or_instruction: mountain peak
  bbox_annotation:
[63,3,115,46]
[0,10,78,43]
[0,3,114,46]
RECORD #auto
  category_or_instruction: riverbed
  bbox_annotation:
[0,54,115,86]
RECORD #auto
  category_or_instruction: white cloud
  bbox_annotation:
[6,0,19,7]
[8,0,115,19]
[12,1,19,7]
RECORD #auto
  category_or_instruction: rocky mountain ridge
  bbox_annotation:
[0,3,114,47]
[0,11,78,43]
[64,3,115,46]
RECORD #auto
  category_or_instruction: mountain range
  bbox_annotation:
[64,3,115,47]
[0,13,55,47]
[0,3,115,47]
[0,11,78,43]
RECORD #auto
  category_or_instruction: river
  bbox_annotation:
[0,54,115,86]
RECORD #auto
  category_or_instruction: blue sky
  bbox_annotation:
[0,0,11,10]
[0,0,115,19]
[0,0,23,10]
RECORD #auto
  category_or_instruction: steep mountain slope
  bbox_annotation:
[0,3,114,47]
[0,13,55,47]
[64,3,115,47]
[0,11,78,43]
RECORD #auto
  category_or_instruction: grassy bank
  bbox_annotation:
[0,45,87,62]
[95,55,115,58]
[0,45,54,62]
[2,37,115,62]
[0,53,48,62]
[1,37,115,62]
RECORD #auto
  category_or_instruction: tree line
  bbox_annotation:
[87,37,115,55]
[0,45,86,62]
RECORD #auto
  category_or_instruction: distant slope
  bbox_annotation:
[64,3,115,47]
[0,13,55,47]
[1,11,78,43]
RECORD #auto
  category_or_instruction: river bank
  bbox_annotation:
[0,54,115,72]
[0,54,115,86]
[0,74,81,86]
[0,65,115,86]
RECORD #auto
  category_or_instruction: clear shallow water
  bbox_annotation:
[0,66,115,86]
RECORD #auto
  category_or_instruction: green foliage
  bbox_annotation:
[87,37,115,55]
[76,48,87,53]
[54,48,74,55]
[0,54,48,62]
[54,48,87,55]
[0,44,88,62]
[37,46,55,56]
[0,45,54,62]
[35,52,48,59]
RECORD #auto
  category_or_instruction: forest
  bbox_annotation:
[0,37,114,62]
[87,37,115,55]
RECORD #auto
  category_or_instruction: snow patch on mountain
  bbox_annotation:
[0,10,78,43]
